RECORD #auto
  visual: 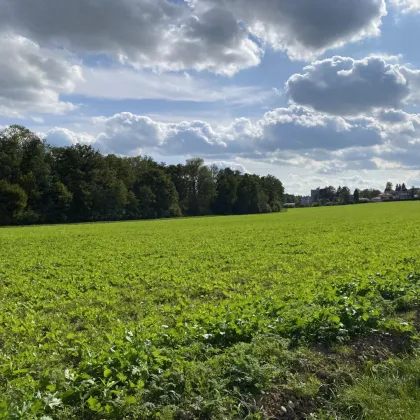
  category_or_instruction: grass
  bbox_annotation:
[339,354,420,420]
[1,202,420,419]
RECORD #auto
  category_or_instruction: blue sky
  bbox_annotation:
[1,0,420,194]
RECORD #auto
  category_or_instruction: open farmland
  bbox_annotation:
[1,202,420,419]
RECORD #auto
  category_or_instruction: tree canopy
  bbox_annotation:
[0,126,285,226]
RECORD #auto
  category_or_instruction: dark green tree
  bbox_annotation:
[0,180,27,224]
[196,165,217,215]
[235,174,265,214]
[353,188,360,204]
[213,168,240,215]
[261,175,284,211]
[340,187,352,204]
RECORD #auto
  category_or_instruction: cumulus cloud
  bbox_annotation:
[93,114,168,155]
[286,56,420,115]
[0,34,81,117]
[0,0,260,75]
[43,106,383,159]
[210,0,386,60]
[390,0,420,13]
[45,128,95,148]
[206,161,248,174]
[377,109,420,144]
[259,107,382,151]
[42,105,420,175]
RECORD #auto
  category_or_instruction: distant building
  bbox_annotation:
[379,193,394,201]
[371,197,382,203]
[394,191,411,200]
[284,203,296,208]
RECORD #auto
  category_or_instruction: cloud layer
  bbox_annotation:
[1,0,387,74]
[59,107,382,158]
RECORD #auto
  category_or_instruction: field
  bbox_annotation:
[1,202,420,419]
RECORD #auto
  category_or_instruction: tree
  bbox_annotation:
[340,186,352,205]
[402,183,407,192]
[134,168,181,219]
[213,168,240,215]
[410,186,416,200]
[353,188,360,204]
[0,125,28,184]
[196,165,217,215]
[319,186,336,204]
[360,189,381,200]
[262,175,285,211]
[234,174,264,214]
[51,144,104,222]
[185,158,203,215]
[165,164,189,214]
[385,182,393,192]
[0,180,27,224]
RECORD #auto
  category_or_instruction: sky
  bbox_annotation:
[1,0,420,195]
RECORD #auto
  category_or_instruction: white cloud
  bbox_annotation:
[390,0,420,13]
[93,113,168,155]
[0,33,81,117]
[206,161,248,174]
[407,172,420,186]
[42,106,384,162]
[209,0,387,60]
[30,116,45,124]
[260,106,383,151]
[0,0,388,76]
[45,127,95,147]
[286,56,420,115]
[0,0,261,76]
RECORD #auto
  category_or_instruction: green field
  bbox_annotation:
[1,202,420,419]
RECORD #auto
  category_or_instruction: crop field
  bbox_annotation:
[1,202,420,419]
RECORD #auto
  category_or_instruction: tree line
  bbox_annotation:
[285,183,418,207]
[284,186,378,206]
[0,125,285,226]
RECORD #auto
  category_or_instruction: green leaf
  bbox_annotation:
[12,368,28,375]
[104,368,112,378]
[0,401,8,414]
[30,400,43,413]
[125,395,137,404]
[87,396,101,411]
[117,372,127,382]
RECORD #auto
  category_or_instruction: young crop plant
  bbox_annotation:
[1,202,420,419]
